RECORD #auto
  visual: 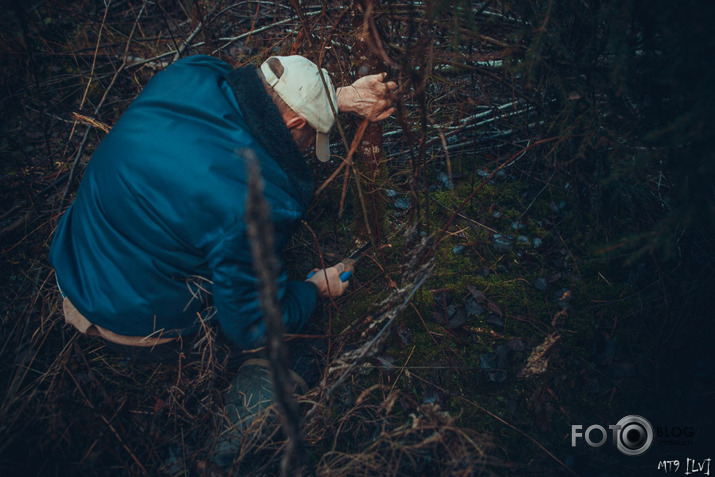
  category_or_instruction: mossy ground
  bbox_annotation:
[2,2,713,475]
[300,150,712,475]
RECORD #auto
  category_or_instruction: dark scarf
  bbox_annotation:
[224,66,314,208]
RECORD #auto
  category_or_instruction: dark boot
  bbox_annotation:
[211,359,308,469]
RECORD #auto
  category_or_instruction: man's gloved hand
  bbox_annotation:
[305,260,354,298]
[336,72,397,122]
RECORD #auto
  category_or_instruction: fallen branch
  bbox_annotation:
[304,226,435,423]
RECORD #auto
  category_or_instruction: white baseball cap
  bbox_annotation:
[260,55,337,162]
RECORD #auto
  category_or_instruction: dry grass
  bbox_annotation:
[0,1,517,475]
[4,1,708,476]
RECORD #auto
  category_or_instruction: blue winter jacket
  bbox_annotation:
[50,55,318,349]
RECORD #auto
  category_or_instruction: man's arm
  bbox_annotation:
[336,72,397,122]
[207,227,351,349]
[209,256,319,350]
[207,220,318,350]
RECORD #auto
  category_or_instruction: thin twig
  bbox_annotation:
[173,0,224,61]
[59,0,113,203]
[409,371,578,476]
[61,0,149,203]
[436,136,560,248]
[65,367,150,474]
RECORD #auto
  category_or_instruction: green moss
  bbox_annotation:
[303,151,657,472]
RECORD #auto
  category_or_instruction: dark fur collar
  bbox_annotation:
[225,66,313,208]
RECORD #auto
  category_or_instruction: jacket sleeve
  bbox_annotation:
[207,222,318,350]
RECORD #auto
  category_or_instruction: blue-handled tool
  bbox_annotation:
[305,221,406,283]
[306,270,353,282]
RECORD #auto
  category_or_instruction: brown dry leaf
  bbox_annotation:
[551,308,568,327]
[557,289,572,302]
[356,384,385,406]
[467,326,506,339]
[71,112,111,133]
[466,285,503,315]
[380,390,399,415]
[487,300,503,317]
[518,333,561,379]
[153,398,165,413]
[466,285,487,303]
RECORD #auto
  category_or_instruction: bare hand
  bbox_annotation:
[306,260,354,298]
[336,72,397,122]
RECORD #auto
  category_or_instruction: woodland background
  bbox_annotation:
[1,1,714,476]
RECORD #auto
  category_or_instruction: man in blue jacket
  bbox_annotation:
[51,54,395,467]
[50,55,394,359]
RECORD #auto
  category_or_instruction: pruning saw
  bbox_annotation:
[308,220,407,282]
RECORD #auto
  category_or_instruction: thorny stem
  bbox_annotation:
[245,154,305,477]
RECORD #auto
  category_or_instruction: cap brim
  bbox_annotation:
[315,131,331,162]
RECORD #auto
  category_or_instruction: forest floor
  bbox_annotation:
[1,2,713,476]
